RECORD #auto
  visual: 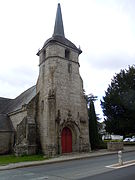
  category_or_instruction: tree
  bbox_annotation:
[101,65,135,136]
[87,94,100,149]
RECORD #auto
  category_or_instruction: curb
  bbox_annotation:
[0,148,135,171]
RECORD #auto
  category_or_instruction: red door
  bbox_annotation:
[61,127,72,153]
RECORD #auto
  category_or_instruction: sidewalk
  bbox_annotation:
[0,146,135,171]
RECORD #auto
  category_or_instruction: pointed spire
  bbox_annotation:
[53,3,65,37]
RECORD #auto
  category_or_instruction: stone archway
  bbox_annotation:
[59,121,81,154]
[61,127,72,153]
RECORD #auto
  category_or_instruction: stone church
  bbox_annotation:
[0,4,90,156]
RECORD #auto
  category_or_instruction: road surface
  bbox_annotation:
[0,151,135,179]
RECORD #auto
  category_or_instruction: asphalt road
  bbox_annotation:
[0,151,135,180]
[80,165,135,180]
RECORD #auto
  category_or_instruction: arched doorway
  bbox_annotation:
[61,127,72,153]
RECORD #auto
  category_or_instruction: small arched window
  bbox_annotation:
[65,49,70,59]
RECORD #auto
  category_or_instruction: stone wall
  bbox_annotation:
[10,110,27,130]
[0,131,14,154]
[15,117,36,156]
[14,98,37,156]
[107,142,123,151]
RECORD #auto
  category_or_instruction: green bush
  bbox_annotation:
[125,133,135,138]
[93,140,107,149]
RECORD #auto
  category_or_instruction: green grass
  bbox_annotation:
[0,154,47,165]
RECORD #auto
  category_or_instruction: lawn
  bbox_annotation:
[0,154,46,165]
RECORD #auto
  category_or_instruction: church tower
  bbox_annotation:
[36,3,90,156]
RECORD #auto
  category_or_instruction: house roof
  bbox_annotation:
[37,3,82,56]
[43,35,82,54]
[53,3,65,37]
[0,114,14,131]
[0,97,13,113]
[0,85,36,132]
[1,85,36,114]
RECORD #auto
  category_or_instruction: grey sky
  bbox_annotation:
[0,0,135,120]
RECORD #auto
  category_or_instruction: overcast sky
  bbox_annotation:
[0,0,135,120]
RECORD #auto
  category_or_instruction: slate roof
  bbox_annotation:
[43,35,82,54]
[0,114,14,131]
[37,3,82,56]
[0,85,36,132]
[53,3,65,37]
[0,97,13,113]
[1,85,36,114]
